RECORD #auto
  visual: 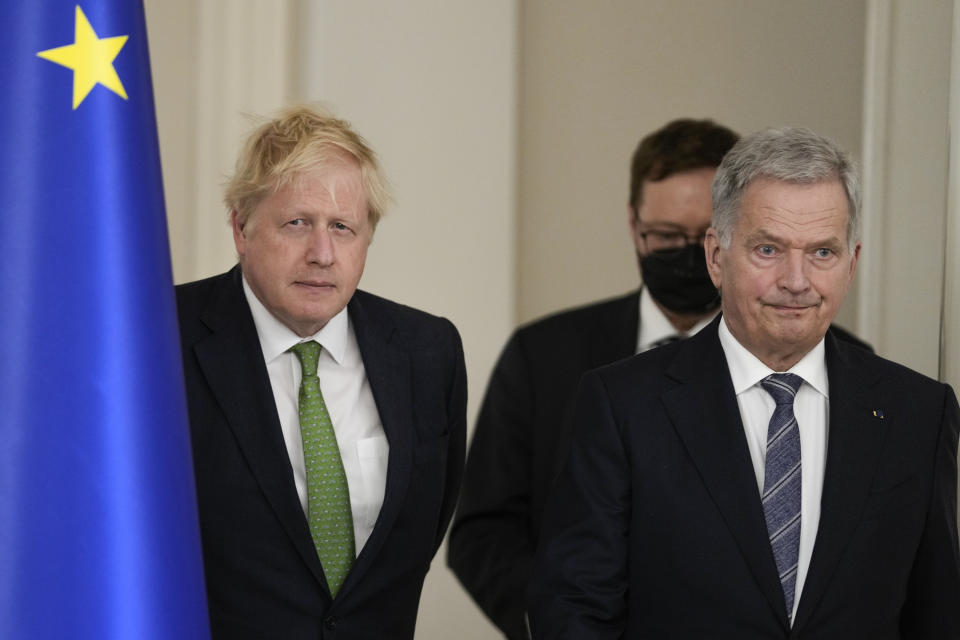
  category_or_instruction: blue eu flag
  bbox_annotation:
[0,2,210,637]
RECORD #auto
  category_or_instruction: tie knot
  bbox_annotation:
[760,372,803,405]
[290,340,321,377]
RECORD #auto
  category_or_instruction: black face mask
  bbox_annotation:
[638,244,720,314]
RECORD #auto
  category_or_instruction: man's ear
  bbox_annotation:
[704,228,724,289]
[231,210,247,257]
[627,204,642,252]
[848,242,861,282]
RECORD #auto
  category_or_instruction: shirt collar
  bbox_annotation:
[638,286,718,351]
[242,275,350,366]
[718,315,829,398]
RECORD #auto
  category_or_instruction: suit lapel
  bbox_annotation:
[792,336,888,629]
[661,318,790,626]
[193,268,326,588]
[336,292,414,597]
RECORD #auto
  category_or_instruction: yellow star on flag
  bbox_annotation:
[37,5,129,109]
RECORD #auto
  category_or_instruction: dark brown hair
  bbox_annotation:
[629,119,739,211]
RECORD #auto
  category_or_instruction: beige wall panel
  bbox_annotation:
[146,0,295,284]
[145,0,197,283]
[860,0,953,377]
[945,0,960,389]
[518,0,867,333]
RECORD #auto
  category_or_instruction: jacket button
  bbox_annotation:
[324,617,338,630]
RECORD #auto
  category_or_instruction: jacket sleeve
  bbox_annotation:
[527,370,630,639]
[899,383,960,637]
[435,317,468,553]
[447,333,536,639]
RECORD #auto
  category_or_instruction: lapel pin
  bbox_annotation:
[872,409,885,419]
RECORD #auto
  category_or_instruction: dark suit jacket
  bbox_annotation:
[448,290,872,638]
[176,267,466,640]
[527,316,960,639]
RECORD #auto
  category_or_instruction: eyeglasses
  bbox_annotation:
[637,228,708,254]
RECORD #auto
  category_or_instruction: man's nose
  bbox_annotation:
[779,250,810,293]
[306,228,335,266]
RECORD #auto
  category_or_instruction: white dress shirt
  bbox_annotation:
[718,317,829,622]
[243,277,388,554]
[636,286,718,353]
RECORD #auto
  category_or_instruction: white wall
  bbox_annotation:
[946,0,960,390]
[860,0,954,378]
[148,0,296,284]
[146,0,197,282]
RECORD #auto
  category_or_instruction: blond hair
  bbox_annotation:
[224,105,391,229]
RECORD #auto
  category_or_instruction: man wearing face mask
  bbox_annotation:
[447,119,870,639]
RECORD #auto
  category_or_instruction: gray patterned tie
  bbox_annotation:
[759,372,803,620]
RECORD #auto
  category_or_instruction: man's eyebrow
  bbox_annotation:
[743,229,784,246]
[743,229,845,250]
[810,236,845,250]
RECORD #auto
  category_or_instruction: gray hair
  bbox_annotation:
[711,127,861,249]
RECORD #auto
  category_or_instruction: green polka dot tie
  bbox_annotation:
[289,341,355,597]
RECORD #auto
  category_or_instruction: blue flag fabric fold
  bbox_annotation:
[0,2,210,637]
